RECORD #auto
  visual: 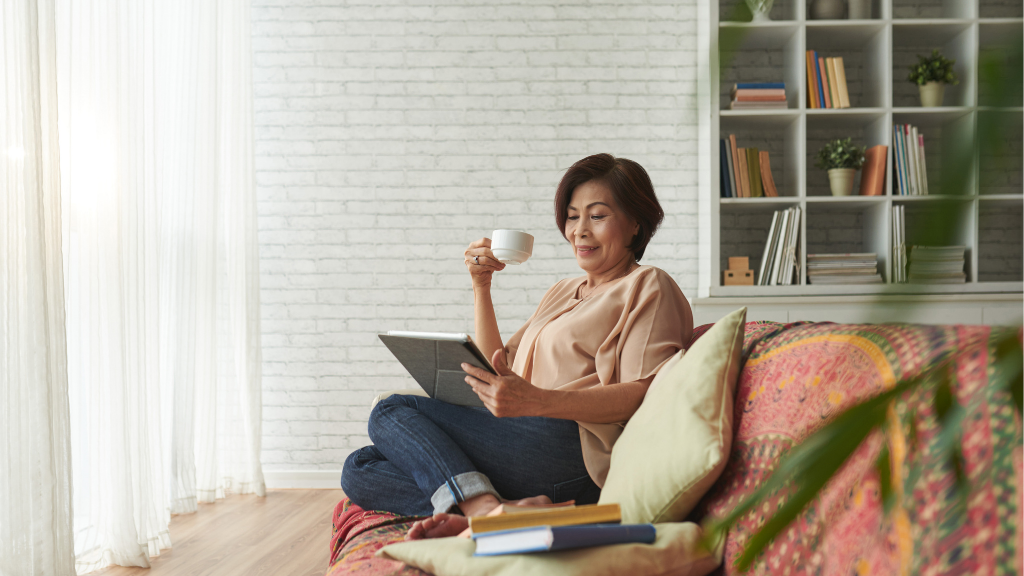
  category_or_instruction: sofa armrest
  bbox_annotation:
[370,388,429,410]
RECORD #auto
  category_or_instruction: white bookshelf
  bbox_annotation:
[704,0,1024,298]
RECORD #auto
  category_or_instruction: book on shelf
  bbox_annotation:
[720,134,781,199]
[757,207,801,285]
[807,253,882,284]
[818,56,831,108]
[747,148,763,197]
[805,52,850,109]
[907,243,967,284]
[473,523,656,556]
[719,140,731,198]
[736,147,750,197]
[759,150,779,197]
[469,503,622,536]
[892,205,907,283]
[893,124,929,195]
[729,83,787,109]
[859,145,888,196]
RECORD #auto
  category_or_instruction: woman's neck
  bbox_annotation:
[582,258,637,294]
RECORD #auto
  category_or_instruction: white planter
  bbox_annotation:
[828,168,857,196]
[848,0,871,19]
[810,0,845,19]
[918,81,946,107]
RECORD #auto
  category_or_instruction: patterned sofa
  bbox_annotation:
[325,320,1022,576]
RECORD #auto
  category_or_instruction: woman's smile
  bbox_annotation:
[576,245,599,257]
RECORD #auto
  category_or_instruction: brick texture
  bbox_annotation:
[253,0,700,470]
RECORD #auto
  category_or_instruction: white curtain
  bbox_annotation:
[54,0,264,572]
[1,1,76,574]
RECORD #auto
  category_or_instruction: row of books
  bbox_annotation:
[729,82,788,110]
[719,134,779,198]
[468,503,655,556]
[757,207,801,285]
[807,52,851,109]
[893,124,930,195]
[807,253,882,284]
[909,245,966,284]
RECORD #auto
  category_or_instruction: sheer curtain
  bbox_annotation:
[55,0,264,571]
[1,1,76,575]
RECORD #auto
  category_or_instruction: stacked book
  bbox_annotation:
[468,503,656,556]
[729,82,787,110]
[719,133,780,198]
[806,51,850,109]
[892,205,907,283]
[756,207,801,285]
[908,245,966,284]
[893,124,929,195]
[807,253,882,284]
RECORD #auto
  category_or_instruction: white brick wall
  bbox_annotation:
[252,0,700,472]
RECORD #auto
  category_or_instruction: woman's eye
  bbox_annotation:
[567,216,578,221]
[591,215,606,220]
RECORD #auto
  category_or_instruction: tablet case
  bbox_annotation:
[377,333,496,408]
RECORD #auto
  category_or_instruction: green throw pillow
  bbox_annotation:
[377,522,720,576]
[598,307,746,524]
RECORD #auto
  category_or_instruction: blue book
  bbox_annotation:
[473,523,657,556]
[720,139,733,198]
[814,51,826,109]
[734,82,785,90]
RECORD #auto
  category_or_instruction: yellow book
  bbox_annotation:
[826,58,841,109]
[835,57,851,108]
[468,503,622,535]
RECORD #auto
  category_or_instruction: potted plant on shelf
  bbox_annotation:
[908,49,959,107]
[815,137,866,196]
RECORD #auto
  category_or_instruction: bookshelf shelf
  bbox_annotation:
[706,0,1024,296]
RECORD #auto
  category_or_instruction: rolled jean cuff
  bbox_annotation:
[430,472,501,515]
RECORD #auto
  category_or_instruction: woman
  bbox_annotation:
[341,153,693,540]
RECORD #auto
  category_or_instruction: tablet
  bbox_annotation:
[377,331,497,407]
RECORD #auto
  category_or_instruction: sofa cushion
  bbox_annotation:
[377,522,720,576]
[597,307,746,524]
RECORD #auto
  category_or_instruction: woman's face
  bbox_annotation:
[565,180,639,274]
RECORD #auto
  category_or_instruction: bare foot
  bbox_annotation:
[405,513,470,541]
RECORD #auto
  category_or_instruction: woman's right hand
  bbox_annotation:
[464,237,506,288]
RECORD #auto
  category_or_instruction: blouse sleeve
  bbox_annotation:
[615,270,694,384]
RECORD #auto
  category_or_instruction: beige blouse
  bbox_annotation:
[502,265,693,487]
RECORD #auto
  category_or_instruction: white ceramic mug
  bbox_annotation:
[491,230,534,265]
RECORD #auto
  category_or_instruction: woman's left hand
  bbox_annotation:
[462,350,550,418]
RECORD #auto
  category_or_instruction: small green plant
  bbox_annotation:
[908,49,959,86]
[815,137,865,170]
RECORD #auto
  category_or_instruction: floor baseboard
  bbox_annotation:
[264,470,343,489]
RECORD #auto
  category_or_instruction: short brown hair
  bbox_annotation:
[554,154,664,262]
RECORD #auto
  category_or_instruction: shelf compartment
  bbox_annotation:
[891,0,974,19]
[719,0,798,22]
[893,197,975,281]
[805,200,889,282]
[806,112,888,197]
[977,202,1023,281]
[978,110,1023,196]
[719,206,791,285]
[978,22,1023,108]
[891,110,974,196]
[719,23,802,110]
[721,114,801,197]
[892,22,975,107]
[806,24,888,108]
[979,0,1023,19]
[804,0,884,20]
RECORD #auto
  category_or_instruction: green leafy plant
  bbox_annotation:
[814,137,866,170]
[908,49,960,86]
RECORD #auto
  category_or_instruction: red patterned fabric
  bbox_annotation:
[326,321,1022,576]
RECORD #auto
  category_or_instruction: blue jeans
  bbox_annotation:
[341,394,601,517]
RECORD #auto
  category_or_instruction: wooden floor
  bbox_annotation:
[88,489,345,576]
